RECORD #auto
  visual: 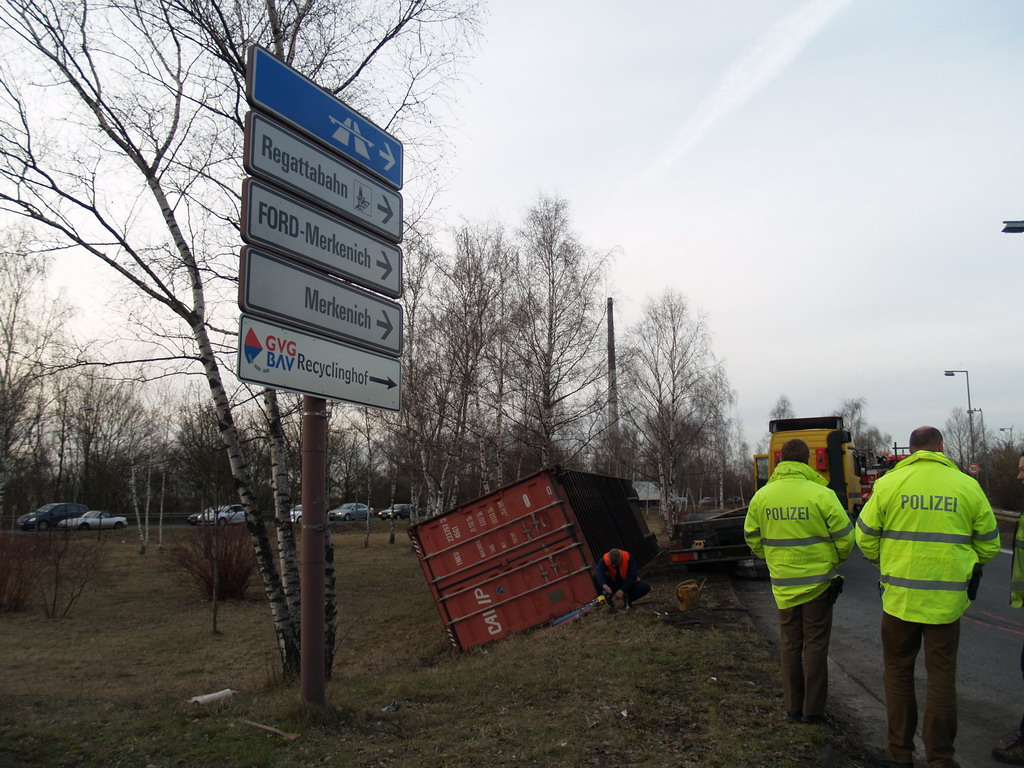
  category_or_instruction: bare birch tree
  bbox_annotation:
[943,407,971,468]
[506,194,608,468]
[0,225,71,524]
[620,290,731,527]
[835,396,892,456]
[0,0,481,677]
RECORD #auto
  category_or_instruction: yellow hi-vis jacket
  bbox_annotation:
[1011,514,1024,608]
[856,450,999,624]
[744,461,854,609]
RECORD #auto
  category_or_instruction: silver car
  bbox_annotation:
[329,502,372,521]
[58,510,128,530]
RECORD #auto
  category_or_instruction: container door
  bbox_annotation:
[410,469,597,651]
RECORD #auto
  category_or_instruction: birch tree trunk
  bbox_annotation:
[0,0,481,680]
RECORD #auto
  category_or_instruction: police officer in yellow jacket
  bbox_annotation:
[857,426,999,768]
[744,438,854,724]
[992,451,1024,765]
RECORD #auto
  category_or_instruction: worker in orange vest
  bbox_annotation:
[594,548,651,611]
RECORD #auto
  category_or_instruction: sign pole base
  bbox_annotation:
[300,394,328,705]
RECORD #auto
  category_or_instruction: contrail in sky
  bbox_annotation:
[640,0,856,181]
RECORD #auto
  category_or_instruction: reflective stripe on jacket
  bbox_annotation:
[855,450,999,624]
[744,461,854,609]
[1012,514,1024,609]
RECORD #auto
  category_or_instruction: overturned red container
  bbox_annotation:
[409,466,658,651]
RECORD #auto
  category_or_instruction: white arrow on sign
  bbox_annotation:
[244,112,403,243]
[247,46,403,190]
[238,314,401,411]
[238,246,402,357]
[241,178,402,298]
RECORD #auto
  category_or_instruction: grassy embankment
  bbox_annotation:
[0,523,857,767]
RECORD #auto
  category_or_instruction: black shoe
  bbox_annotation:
[867,746,913,768]
[801,714,826,725]
[994,740,1024,765]
[786,711,802,722]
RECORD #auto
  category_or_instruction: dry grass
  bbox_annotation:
[0,524,861,767]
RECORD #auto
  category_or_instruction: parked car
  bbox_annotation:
[377,503,413,520]
[330,502,371,521]
[699,496,715,506]
[191,504,246,525]
[216,505,246,525]
[290,505,302,524]
[58,510,127,530]
[17,503,88,531]
[725,496,744,506]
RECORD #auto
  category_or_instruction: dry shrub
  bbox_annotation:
[168,526,257,600]
[0,533,36,610]
[36,534,107,617]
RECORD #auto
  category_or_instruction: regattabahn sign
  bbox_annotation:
[244,112,403,244]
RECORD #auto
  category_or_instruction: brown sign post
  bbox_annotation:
[240,46,403,705]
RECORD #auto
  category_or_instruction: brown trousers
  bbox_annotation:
[777,590,833,717]
[881,611,960,768]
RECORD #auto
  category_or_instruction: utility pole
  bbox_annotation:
[606,297,620,474]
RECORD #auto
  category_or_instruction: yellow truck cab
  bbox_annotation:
[756,416,866,516]
[670,415,866,571]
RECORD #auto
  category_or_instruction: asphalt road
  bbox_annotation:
[736,546,1024,768]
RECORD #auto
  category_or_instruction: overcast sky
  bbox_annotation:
[430,0,1024,451]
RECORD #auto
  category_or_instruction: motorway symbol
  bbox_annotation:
[246,46,403,190]
[241,178,402,298]
[244,112,402,243]
[238,247,403,357]
[238,314,401,412]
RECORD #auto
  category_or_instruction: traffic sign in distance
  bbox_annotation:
[244,112,402,243]
[247,46,403,190]
[239,246,402,357]
[240,178,402,299]
[238,314,401,412]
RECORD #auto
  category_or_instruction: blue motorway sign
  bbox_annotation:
[247,46,403,190]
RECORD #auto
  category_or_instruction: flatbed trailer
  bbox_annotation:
[668,507,751,565]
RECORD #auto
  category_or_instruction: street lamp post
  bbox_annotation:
[1000,427,1015,448]
[975,407,990,493]
[943,370,975,466]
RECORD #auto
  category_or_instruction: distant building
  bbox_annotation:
[632,481,659,507]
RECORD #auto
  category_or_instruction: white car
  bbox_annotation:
[214,505,246,525]
[58,510,127,530]
[192,504,246,525]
